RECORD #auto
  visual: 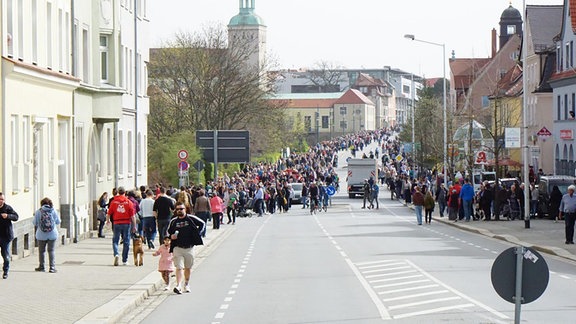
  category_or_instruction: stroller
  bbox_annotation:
[502,195,521,220]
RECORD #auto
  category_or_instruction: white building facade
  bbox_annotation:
[1,0,149,257]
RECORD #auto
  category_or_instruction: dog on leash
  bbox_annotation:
[132,234,144,266]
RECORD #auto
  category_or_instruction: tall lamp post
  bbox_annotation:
[404,34,447,188]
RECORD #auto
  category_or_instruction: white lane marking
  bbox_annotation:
[231,284,239,289]
[373,279,430,289]
[224,297,232,302]
[369,274,423,283]
[214,313,224,319]
[382,290,450,302]
[343,258,392,320]
[405,260,508,319]
[365,270,418,278]
[394,303,475,319]
[220,304,229,310]
[356,260,401,266]
[359,262,405,269]
[362,266,411,274]
[228,290,236,295]
[378,284,440,295]
[560,275,571,279]
[388,296,462,310]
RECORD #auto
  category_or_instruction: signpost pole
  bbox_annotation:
[514,246,525,324]
[213,130,218,181]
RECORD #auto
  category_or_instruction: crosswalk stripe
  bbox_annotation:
[388,296,462,310]
[393,303,475,319]
[378,284,439,295]
[382,290,450,302]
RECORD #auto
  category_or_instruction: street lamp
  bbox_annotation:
[404,34,447,189]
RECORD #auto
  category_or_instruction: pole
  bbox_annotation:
[213,130,218,182]
[411,74,416,168]
[514,246,525,324]
[443,43,448,189]
[522,0,530,228]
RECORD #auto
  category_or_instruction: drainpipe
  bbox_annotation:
[71,0,78,243]
[133,0,139,188]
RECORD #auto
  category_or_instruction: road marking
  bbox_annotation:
[359,262,405,269]
[365,270,417,278]
[382,290,450,302]
[362,266,411,274]
[388,296,461,310]
[369,274,423,283]
[374,279,430,289]
[378,284,440,295]
[394,303,475,319]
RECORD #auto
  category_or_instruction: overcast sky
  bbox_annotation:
[147,0,562,78]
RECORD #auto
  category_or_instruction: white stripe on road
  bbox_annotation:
[359,262,405,269]
[388,296,462,310]
[378,284,439,295]
[382,290,450,302]
[365,270,417,278]
[362,266,411,274]
[369,274,423,283]
[373,279,430,289]
[393,303,475,319]
[344,258,392,320]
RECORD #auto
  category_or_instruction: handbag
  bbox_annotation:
[97,209,106,222]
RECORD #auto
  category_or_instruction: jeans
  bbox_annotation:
[196,211,210,236]
[38,239,56,269]
[142,217,157,247]
[0,240,11,273]
[463,200,473,221]
[301,196,308,208]
[565,213,576,243]
[414,205,423,225]
[112,224,131,263]
[438,201,447,217]
[157,219,170,246]
[530,200,538,217]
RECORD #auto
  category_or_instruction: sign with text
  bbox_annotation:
[196,130,250,163]
[536,127,551,136]
[505,128,521,148]
[560,129,573,140]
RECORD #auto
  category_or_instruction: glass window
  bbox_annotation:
[100,35,109,83]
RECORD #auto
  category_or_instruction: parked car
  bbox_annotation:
[537,175,576,218]
[499,178,520,190]
[290,182,303,204]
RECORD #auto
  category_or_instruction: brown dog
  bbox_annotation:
[132,234,144,266]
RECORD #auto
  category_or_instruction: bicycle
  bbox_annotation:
[310,197,319,215]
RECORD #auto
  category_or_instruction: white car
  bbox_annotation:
[290,183,304,204]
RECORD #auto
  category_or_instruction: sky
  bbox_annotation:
[147,0,563,78]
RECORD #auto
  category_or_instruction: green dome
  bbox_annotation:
[229,10,265,26]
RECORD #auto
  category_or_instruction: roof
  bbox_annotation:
[496,63,523,97]
[334,89,374,105]
[501,4,522,20]
[526,5,563,52]
[270,93,343,100]
[228,3,265,27]
[449,58,491,89]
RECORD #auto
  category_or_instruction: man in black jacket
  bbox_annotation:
[168,202,205,294]
[0,192,19,279]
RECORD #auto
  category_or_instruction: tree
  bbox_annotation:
[148,24,292,178]
[307,61,346,92]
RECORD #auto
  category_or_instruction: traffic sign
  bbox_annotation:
[491,246,549,304]
[395,155,403,162]
[536,127,552,136]
[178,149,188,160]
[178,161,189,171]
[194,160,205,171]
[326,186,336,196]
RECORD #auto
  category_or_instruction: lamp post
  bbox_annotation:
[404,34,447,188]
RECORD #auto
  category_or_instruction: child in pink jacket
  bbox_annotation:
[153,236,175,290]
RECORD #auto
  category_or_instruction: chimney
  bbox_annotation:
[492,28,497,58]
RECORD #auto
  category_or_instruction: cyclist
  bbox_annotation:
[320,182,329,211]
[309,182,319,214]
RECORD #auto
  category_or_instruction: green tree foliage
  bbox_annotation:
[148,24,294,181]
[148,130,202,186]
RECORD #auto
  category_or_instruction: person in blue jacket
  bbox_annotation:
[459,178,475,222]
[33,197,61,273]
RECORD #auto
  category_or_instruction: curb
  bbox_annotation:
[75,227,235,324]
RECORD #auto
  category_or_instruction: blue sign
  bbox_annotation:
[346,157,351,163]
[326,185,336,196]
[178,161,189,171]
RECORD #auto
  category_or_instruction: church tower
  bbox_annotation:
[228,0,267,70]
[499,2,523,50]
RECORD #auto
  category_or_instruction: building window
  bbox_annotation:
[75,125,85,183]
[127,131,133,175]
[118,130,124,175]
[100,35,109,83]
[47,2,53,68]
[82,28,89,83]
[339,106,347,115]
[304,116,312,132]
[22,116,30,190]
[322,116,329,129]
[557,95,561,120]
[565,94,569,120]
[107,128,112,177]
[507,25,516,35]
[11,115,19,192]
[566,42,570,70]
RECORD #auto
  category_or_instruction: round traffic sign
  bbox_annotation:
[178,149,188,160]
[491,246,549,304]
[178,161,189,171]
[326,185,336,196]
[346,157,351,163]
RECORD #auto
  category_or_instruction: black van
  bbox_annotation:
[537,175,576,218]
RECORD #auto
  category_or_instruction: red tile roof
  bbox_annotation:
[450,58,491,89]
[571,0,576,32]
[334,89,374,105]
[268,98,338,109]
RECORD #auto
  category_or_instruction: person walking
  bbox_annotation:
[370,182,379,209]
[153,236,174,290]
[423,188,435,224]
[447,187,460,221]
[0,192,19,279]
[459,178,475,222]
[361,179,372,209]
[412,186,425,225]
[167,202,205,294]
[153,187,175,246]
[193,189,211,235]
[97,192,109,238]
[559,185,576,244]
[209,192,224,230]
[106,186,137,266]
[140,189,157,249]
[33,197,61,273]
[435,183,448,217]
[254,184,265,217]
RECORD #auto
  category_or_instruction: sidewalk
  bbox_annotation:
[0,225,234,324]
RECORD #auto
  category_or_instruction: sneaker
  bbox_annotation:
[2,272,7,279]
[114,255,119,266]
[173,287,182,294]
[163,285,169,291]
[35,267,45,272]
[122,262,128,266]
[49,268,57,273]
[184,285,191,293]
